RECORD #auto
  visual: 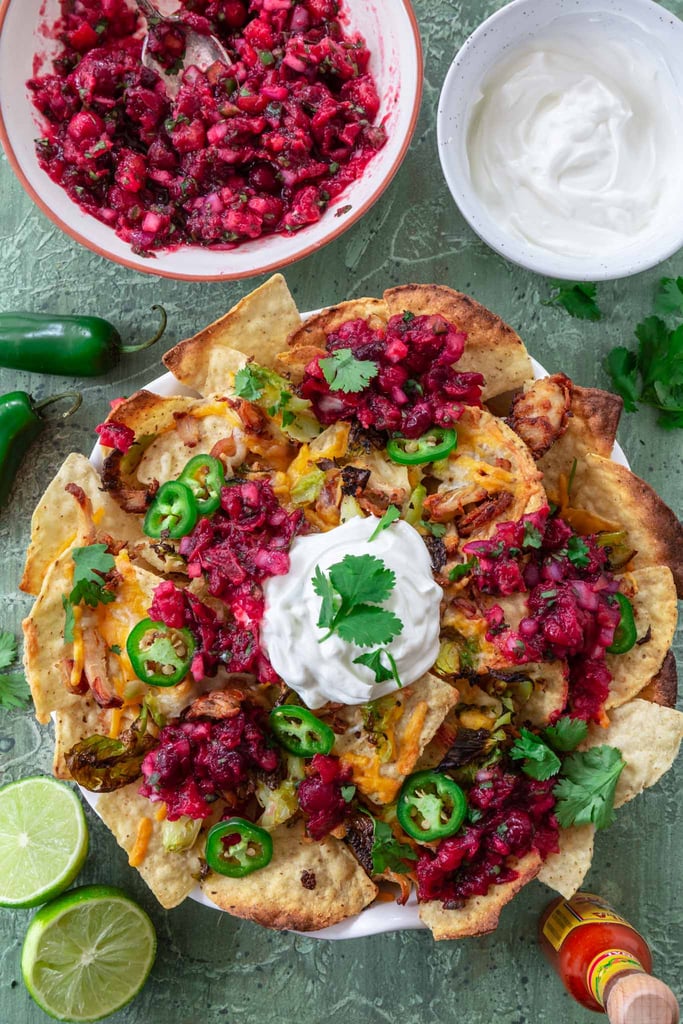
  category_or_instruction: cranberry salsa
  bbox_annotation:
[29,0,387,253]
[114,304,639,912]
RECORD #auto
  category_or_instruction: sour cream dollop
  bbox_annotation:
[261,516,443,709]
[466,18,683,259]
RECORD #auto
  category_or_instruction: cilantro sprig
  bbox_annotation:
[353,647,402,688]
[605,277,683,429]
[319,348,378,393]
[234,363,296,426]
[546,281,602,321]
[62,544,116,642]
[312,554,403,648]
[371,818,417,875]
[510,728,561,781]
[0,631,31,710]
[543,716,588,752]
[553,746,625,830]
[369,505,400,541]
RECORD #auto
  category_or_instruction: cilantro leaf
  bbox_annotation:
[566,536,590,568]
[335,605,403,648]
[371,818,417,875]
[449,557,478,582]
[369,505,400,541]
[553,745,625,830]
[543,716,588,752]
[234,365,264,401]
[653,276,683,317]
[548,281,602,321]
[329,554,396,608]
[604,347,640,412]
[314,554,403,650]
[353,647,402,686]
[62,597,75,644]
[312,565,337,630]
[319,348,378,393]
[510,728,561,781]
[341,785,356,803]
[0,672,32,710]
[63,545,116,637]
[0,632,17,670]
[523,522,543,549]
[420,520,446,538]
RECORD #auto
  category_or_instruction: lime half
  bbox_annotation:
[0,776,88,908]
[22,885,157,1022]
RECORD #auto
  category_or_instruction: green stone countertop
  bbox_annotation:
[1,1,682,1021]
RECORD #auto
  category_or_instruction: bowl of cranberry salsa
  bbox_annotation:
[0,0,422,279]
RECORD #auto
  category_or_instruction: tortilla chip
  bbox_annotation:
[418,851,542,940]
[164,274,301,394]
[583,699,683,808]
[536,825,595,899]
[23,549,161,724]
[383,285,533,401]
[538,385,623,496]
[332,673,458,805]
[275,344,326,384]
[605,567,677,709]
[638,651,678,709]
[97,784,202,909]
[569,455,683,595]
[52,699,115,779]
[20,454,144,596]
[286,297,388,352]
[201,818,378,930]
[522,662,569,728]
[100,391,244,500]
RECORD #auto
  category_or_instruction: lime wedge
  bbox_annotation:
[0,776,88,908]
[21,885,157,1022]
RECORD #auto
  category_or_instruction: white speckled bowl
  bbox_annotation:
[437,0,683,281]
[0,0,422,280]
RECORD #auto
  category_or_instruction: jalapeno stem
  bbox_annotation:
[32,391,83,418]
[119,305,168,354]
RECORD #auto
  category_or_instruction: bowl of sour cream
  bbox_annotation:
[437,0,683,280]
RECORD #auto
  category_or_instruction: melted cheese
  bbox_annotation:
[128,817,153,867]
[69,605,84,691]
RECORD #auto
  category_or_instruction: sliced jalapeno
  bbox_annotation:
[607,593,637,655]
[269,706,335,757]
[396,769,467,841]
[387,428,457,466]
[177,454,226,516]
[205,818,273,877]
[143,480,198,539]
[126,618,195,687]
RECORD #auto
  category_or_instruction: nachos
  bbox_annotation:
[22,276,683,938]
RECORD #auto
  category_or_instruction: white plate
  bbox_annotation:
[84,340,627,938]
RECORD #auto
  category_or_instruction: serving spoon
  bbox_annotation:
[135,0,230,98]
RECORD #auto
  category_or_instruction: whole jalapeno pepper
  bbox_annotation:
[387,427,457,466]
[0,306,167,377]
[177,454,226,516]
[606,592,637,654]
[205,818,273,878]
[269,705,335,757]
[143,480,198,539]
[0,390,82,509]
[126,618,196,687]
[396,769,467,842]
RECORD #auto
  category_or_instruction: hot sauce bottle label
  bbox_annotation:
[542,893,631,952]
[587,949,647,1006]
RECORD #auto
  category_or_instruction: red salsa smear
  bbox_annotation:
[301,311,485,437]
[462,508,622,723]
[29,0,387,254]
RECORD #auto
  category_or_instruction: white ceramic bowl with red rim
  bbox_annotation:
[84,325,629,938]
[0,0,422,281]
[436,0,683,281]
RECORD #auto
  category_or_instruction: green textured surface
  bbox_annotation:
[1,0,682,1020]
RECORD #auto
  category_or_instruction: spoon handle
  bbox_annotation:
[135,0,164,23]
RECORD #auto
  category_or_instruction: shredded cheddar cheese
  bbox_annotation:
[128,817,153,868]
[154,803,168,822]
[396,702,428,775]
[69,605,84,691]
[108,707,123,739]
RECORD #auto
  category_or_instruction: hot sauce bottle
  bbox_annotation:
[539,893,680,1023]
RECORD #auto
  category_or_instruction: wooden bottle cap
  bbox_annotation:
[606,974,680,1024]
